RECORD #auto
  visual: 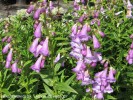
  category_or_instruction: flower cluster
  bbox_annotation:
[126,34,133,64]
[125,0,133,18]
[27,0,53,72]
[92,67,116,99]
[70,1,116,99]
[2,22,21,73]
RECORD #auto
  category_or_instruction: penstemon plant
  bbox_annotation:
[0,0,133,100]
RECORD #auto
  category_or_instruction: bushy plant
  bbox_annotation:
[0,0,133,100]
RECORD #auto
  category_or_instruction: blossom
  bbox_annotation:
[31,55,43,72]
[29,38,39,53]
[27,5,34,14]
[104,84,113,93]
[34,23,42,38]
[39,37,49,56]
[98,31,105,37]
[127,0,133,9]
[54,53,61,63]
[11,61,21,74]
[92,35,101,49]
[2,36,8,42]
[34,8,41,20]
[78,24,91,41]
[72,60,86,73]
[2,43,11,54]
[5,61,11,68]
[107,67,116,83]
[6,48,13,62]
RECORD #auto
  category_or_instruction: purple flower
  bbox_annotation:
[40,7,45,13]
[84,47,98,64]
[90,62,97,67]
[130,34,133,39]
[81,44,87,56]
[92,35,101,49]
[6,48,13,62]
[72,60,85,73]
[93,83,101,93]
[94,52,102,61]
[27,5,34,14]
[29,38,39,53]
[31,55,43,72]
[107,67,116,83]
[93,11,99,18]
[33,44,42,57]
[104,84,113,93]
[97,19,101,26]
[54,53,61,63]
[40,59,45,68]
[2,36,8,42]
[81,70,93,85]
[86,88,90,92]
[96,92,104,99]
[6,36,12,43]
[130,42,133,48]
[127,0,133,9]
[87,25,91,32]
[76,70,84,80]
[78,14,85,23]
[5,61,11,68]
[49,1,54,10]
[70,41,83,49]
[34,8,41,20]
[101,68,108,80]
[78,24,91,41]
[34,23,42,38]
[70,50,83,60]
[98,31,105,37]
[39,37,49,56]
[104,61,109,68]
[42,0,47,5]
[129,49,133,58]
[2,43,11,54]
[128,59,133,64]
[11,61,21,74]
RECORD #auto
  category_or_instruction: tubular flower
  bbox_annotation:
[6,48,13,62]
[27,5,34,14]
[31,55,43,72]
[29,38,39,53]
[39,37,49,56]
[11,61,21,74]
[92,35,101,49]
[5,61,11,68]
[72,60,86,73]
[34,23,42,38]
[2,43,11,54]
[78,24,91,41]
[2,36,8,42]
[34,8,41,20]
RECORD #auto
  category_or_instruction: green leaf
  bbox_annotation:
[1,89,10,95]
[54,63,61,74]
[54,83,78,94]
[23,60,32,67]
[42,78,54,87]
[65,74,76,85]
[43,84,54,96]
[106,95,117,100]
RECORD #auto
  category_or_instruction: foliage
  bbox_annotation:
[0,0,133,100]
